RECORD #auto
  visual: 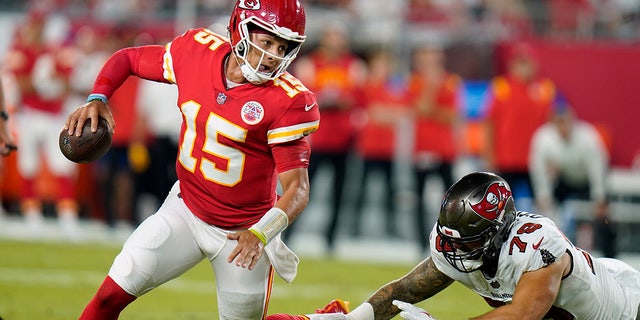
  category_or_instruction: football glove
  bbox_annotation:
[393,300,437,320]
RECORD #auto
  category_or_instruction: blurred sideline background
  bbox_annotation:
[0,0,639,264]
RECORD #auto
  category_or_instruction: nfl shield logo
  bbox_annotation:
[217,92,227,105]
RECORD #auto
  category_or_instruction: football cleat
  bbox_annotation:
[315,299,350,314]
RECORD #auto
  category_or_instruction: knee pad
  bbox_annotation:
[218,290,265,320]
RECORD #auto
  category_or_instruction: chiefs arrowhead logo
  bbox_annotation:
[239,0,260,10]
[470,182,512,221]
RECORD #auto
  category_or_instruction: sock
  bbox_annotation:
[79,276,137,320]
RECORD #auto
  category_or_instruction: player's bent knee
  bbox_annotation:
[218,290,265,320]
[95,276,137,309]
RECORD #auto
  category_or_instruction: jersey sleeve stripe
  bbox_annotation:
[267,120,319,144]
[162,42,176,84]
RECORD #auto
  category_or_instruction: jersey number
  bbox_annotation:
[194,30,227,51]
[508,222,542,255]
[179,100,247,186]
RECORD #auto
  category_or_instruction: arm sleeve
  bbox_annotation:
[267,86,320,145]
[92,45,167,98]
[271,138,311,173]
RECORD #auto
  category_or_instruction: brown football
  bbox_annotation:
[59,118,112,163]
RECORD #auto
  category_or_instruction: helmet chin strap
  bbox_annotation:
[233,42,270,85]
[480,247,500,278]
[240,63,267,84]
[230,49,268,85]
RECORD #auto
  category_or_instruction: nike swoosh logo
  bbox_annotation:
[304,102,317,112]
[532,237,544,250]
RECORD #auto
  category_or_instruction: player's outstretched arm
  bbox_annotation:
[283,258,453,320]
[364,257,454,320]
[63,45,167,137]
[266,258,451,320]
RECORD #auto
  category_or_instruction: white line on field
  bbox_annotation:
[0,267,361,297]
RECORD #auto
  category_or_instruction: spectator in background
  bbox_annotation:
[351,49,409,240]
[481,42,555,212]
[0,77,17,157]
[5,11,80,238]
[134,79,181,215]
[407,44,463,252]
[62,26,110,115]
[529,94,615,257]
[0,76,18,218]
[287,23,367,251]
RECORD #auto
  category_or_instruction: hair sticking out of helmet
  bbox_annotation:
[228,0,307,84]
[436,172,517,274]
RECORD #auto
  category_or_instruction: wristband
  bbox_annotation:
[249,207,288,245]
[347,302,374,320]
[87,93,108,104]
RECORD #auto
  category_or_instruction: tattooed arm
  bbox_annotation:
[271,258,454,320]
[360,257,454,320]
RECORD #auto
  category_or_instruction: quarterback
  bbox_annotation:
[64,0,319,319]
[269,172,640,320]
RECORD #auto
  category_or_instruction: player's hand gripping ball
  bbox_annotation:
[59,118,112,163]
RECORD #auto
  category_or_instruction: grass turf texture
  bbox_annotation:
[0,239,490,319]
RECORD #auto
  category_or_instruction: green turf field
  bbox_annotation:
[0,239,490,319]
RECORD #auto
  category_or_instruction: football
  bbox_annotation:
[59,118,112,163]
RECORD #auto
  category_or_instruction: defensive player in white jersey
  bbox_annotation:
[269,172,640,320]
[63,0,319,319]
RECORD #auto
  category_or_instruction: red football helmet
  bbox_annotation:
[228,0,307,84]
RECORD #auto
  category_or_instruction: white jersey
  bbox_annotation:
[430,212,640,319]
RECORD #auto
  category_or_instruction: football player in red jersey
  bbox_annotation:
[7,10,80,237]
[64,1,319,319]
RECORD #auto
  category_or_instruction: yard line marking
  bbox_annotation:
[0,267,364,297]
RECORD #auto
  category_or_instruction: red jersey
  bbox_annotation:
[486,75,554,171]
[94,28,319,228]
[356,77,410,160]
[5,44,67,113]
[408,73,461,162]
[300,52,363,153]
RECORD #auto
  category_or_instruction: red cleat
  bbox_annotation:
[315,299,350,314]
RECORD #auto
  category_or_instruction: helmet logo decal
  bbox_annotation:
[238,0,260,10]
[241,101,264,125]
[470,182,512,221]
[439,225,461,238]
